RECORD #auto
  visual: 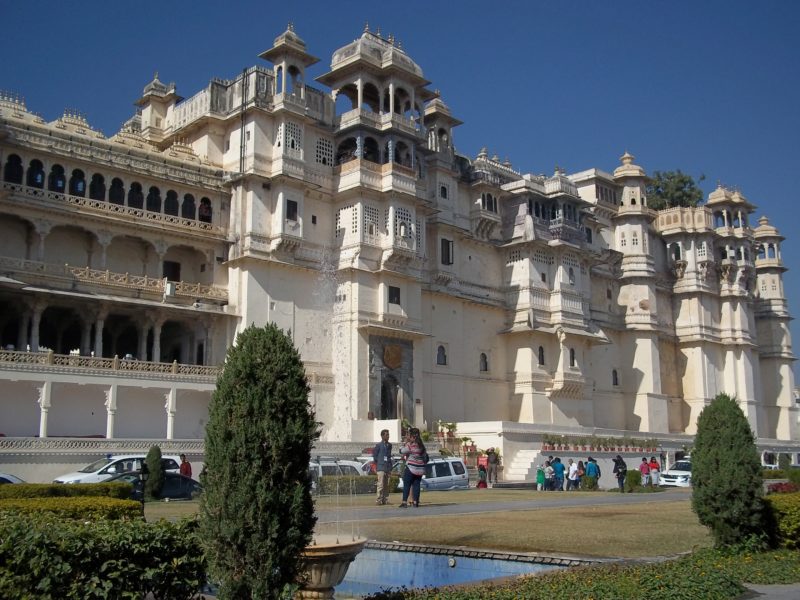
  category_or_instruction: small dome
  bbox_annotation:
[754,215,783,240]
[613,151,645,178]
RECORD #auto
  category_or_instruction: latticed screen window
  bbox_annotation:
[284,121,303,157]
[508,249,522,264]
[416,218,423,255]
[335,205,354,238]
[698,242,707,258]
[632,232,639,246]
[363,205,380,236]
[534,250,553,265]
[395,207,412,236]
[315,138,333,165]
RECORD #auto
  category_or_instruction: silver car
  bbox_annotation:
[398,457,470,491]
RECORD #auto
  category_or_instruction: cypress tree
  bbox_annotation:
[691,393,763,547]
[144,444,164,499]
[200,324,319,599]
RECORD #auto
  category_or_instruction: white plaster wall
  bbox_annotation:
[0,216,29,259]
[43,226,93,267]
[106,236,150,275]
[47,383,107,437]
[173,390,211,439]
[0,381,42,436]
[115,388,170,438]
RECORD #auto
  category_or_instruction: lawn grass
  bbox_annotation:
[144,490,708,558]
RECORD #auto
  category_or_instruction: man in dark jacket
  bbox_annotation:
[613,455,627,492]
[373,429,393,505]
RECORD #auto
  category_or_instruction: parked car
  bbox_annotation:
[53,454,182,484]
[106,471,202,501]
[307,459,370,491]
[660,460,692,487]
[397,457,469,491]
[356,455,403,475]
[0,472,25,484]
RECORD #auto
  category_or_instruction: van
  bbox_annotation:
[53,454,182,484]
[398,457,469,491]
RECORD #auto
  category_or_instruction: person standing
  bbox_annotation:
[585,456,599,489]
[179,454,192,478]
[566,458,579,490]
[552,457,565,491]
[486,448,499,485]
[544,460,555,491]
[648,456,661,487]
[373,429,393,505]
[638,457,650,487]
[613,455,627,493]
[576,460,585,489]
[399,428,427,508]
[536,464,545,491]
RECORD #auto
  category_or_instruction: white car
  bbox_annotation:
[660,460,692,487]
[53,454,181,484]
[398,457,470,491]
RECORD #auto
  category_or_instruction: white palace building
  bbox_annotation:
[1,26,797,477]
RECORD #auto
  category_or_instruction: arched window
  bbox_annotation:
[26,159,44,188]
[479,353,488,372]
[68,169,86,196]
[164,190,179,216]
[146,186,161,212]
[538,346,545,366]
[436,345,447,366]
[128,182,144,209]
[585,227,593,244]
[440,185,448,199]
[109,178,125,204]
[620,233,627,247]
[671,244,681,261]
[714,212,725,228]
[568,267,575,285]
[767,244,776,259]
[569,348,576,367]
[612,369,619,386]
[198,197,212,223]
[89,174,106,201]
[3,154,23,183]
[48,164,66,192]
[181,194,196,219]
[632,232,639,246]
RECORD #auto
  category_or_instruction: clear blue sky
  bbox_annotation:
[2,1,799,379]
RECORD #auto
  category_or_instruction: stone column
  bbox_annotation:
[165,388,177,440]
[95,230,113,269]
[30,303,45,352]
[37,381,52,437]
[94,310,106,358]
[17,310,30,351]
[104,385,117,439]
[388,81,395,114]
[357,77,363,109]
[151,319,163,363]
[80,318,93,356]
[138,322,149,361]
[33,220,52,262]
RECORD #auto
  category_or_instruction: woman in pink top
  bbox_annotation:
[399,427,427,508]
[638,457,650,486]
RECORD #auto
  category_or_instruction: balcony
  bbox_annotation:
[0,349,220,380]
[1,181,226,238]
[0,255,228,304]
[469,205,501,240]
[548,217,585,243]
[334,159,419,196]
[546,369,586,400]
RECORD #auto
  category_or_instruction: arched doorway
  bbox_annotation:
[380,375,399,420]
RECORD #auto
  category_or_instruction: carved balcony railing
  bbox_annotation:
[1,181,226,237]
[0,255,228,303]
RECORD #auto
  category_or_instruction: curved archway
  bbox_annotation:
[380,374,399,420]
[3,154,23,184]
[26,159,45,188]
[48,164,66,192]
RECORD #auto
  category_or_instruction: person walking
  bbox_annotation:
[648,456,661,487]
[399,427,427,508]
[544,460,555,490]
[536,464,545,491]
[613,455,628,493]
[486,448,499,485]
[373,429,393,505]
[552,457,565,491]
[585,456,599,489]
[576,460,585,489]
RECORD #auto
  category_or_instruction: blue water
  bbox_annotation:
[335,547,563,597]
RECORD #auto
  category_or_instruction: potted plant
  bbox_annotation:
[542,435,554,451]
[445,422,457,438]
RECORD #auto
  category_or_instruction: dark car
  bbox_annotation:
[107,471,202,501]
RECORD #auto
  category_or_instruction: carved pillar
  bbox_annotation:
[37,381,52,437]
[138,321,150,361]
[356,77,363,109]
[165,388,177,440]
[95,230,113,269]
[30,302,45,352]
[388,81,395,114]
[80,318,93,356]
[33,220,52,262]
[94,308,107,358]
[153,240,168,278]
[17,310,30,350]
[152,320,163,363]
[104,385,117,439]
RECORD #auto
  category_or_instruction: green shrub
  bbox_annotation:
[317,475,400,496]
[789,469,800,487]
[0,482,132,500]
[692,393,764,547]
[580,475,598,490]
[201,323,318,600]
[779,453,792,473]
[0,496,142,520]
[145,444,165,499]
[763,469,785,479]
[0,513,205,599]
[765,492,800,549]
[625,469,642,491]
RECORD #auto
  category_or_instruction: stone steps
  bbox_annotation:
[504,448,540,481]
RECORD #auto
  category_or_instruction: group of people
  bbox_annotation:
[536,456,601,491]
[372,427,429,508]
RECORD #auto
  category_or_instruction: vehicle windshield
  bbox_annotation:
[79,458,113,473]
[671,461,691,472]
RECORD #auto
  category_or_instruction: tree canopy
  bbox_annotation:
[646,170,705,210]
[201,324,320,599]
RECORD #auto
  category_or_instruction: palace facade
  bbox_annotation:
[0,26,796,452]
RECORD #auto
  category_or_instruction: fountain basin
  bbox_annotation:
[297,534,366,599]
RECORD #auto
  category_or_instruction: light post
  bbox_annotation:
[140,463,149,515]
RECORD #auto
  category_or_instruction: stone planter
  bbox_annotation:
[297,535,365,599]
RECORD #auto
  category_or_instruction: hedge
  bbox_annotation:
[317,475,400,495]
[765,492,800,549]
[0,496,142,520]
[0,513,205,599]
[0,482,133,500]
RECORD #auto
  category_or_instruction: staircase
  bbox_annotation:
[504,449,541,481]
